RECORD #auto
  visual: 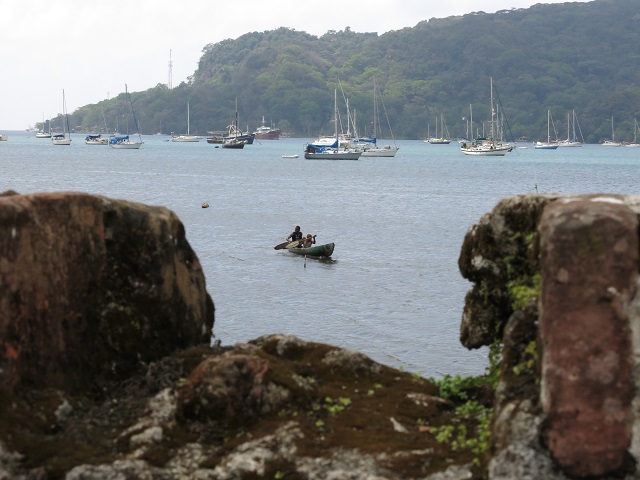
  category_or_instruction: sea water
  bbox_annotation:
[1,132,638,378]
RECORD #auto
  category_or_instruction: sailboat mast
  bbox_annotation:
[490,77,495,140]
[235,98,239,139]
[334,89,338,145]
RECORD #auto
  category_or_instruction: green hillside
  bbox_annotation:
[62,0,640,142]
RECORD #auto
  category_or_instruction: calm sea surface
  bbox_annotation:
[1,131,639,378]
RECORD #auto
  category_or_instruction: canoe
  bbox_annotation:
[287,242,335,257]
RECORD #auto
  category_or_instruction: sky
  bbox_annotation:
[1,0,574,131]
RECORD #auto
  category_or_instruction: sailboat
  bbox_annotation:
[534,110,559,149]
[35,115,51,138]
[460,78,513,156]
[602,116,622,146]
[558,110,584,147]
[426,113,451,144]
[109,84,144,149]
[305,89,362,160]
[171,102,200,142]
[625,119,640,147]
[222,98,245,149]
[359,78,399,157]
[52,90,72,145]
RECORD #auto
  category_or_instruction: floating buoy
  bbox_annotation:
[202,202,209,208]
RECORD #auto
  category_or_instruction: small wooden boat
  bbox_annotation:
[287,242,334,257]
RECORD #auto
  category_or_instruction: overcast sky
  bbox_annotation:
[1,0,575,131]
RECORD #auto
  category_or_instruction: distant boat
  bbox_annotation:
[52,89,72,145]
[35,115,51,138]
[534,110,559,149]
[109,84,143,149]
[222,98,245,149]
[0,134,7,141]
[85,134,109,145]
[426,113,451,144]
[358,78,399,157]
[253,116,281,140]
[558,110,584,147]
[460,78,513,156]
[171,103,200,142]
[602,116,622,146]
[305,89,362,160]
[624,119,640,147]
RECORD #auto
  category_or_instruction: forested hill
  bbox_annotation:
[68,0,640,142]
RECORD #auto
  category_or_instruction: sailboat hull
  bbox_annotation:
[360,146,398,157]
[171,136,200,142]
[304,150,361,160]
[109,142,143,149]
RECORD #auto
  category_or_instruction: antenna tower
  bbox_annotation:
[168,49,173,89]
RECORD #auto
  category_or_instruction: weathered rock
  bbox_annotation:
[539,196,637,477]
[0,191,214,393]
[458,194,551,348]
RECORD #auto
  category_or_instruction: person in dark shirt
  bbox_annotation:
[287,226,303,242]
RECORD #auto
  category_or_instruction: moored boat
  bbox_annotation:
[461,78,513,157]
[305,89,362,160]
[287,242,335,257]
[253,116,281,140]
[109,84,143,149]
[109,134,143,149]
[85,134,109,145]
[52,89,72,145]
[171,103,200,142]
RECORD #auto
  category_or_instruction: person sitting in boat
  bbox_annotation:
[301,234,316,248]
[287,226,303,242]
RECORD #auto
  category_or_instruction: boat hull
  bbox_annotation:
[461,147,511,156]
[254,130,280,140]
[109,142,143,149]
[304,150,361,160]
[171,135,200,142]
[287,243,335,257]
[52,137,71,145]
[361,146,398,157]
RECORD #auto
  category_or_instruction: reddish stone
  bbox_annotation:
[539,196,636,477]
[178,349,271,423]
[0,192,214,393]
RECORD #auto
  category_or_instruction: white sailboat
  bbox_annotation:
[109,84,144,149]
[426,113,451,144]
[602,116,622,146]
[534,110,559,149]
[625,119,640,147]
[52,90,72,145]
[305,89,362,160]
[460,78,513,156]
[171,102,200,142]
[35,115,51,138]
[558,110,584,147]
[359,78,399,157]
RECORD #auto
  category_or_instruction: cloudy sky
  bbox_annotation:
[1,0,575,131]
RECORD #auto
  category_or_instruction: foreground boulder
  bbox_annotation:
[460,194,640,479]
[0,335,485,479]
[0,191,214,393]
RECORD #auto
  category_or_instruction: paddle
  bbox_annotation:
[274,240,302,250]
